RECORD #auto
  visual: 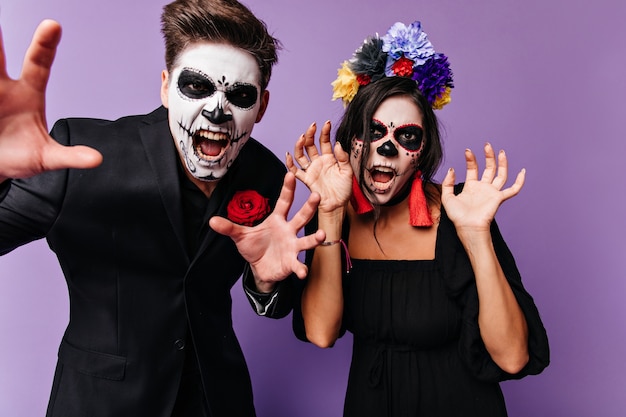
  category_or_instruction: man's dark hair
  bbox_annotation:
[161,0,281,90]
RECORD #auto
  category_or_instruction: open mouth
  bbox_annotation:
[368,166,396,192]
[193,130,229,162]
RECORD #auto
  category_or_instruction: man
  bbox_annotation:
[0,0,324,416]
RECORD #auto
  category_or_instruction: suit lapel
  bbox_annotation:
[138,107,188,260]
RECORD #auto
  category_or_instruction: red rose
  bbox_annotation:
[226,190,270,226]
[391,56,415,78]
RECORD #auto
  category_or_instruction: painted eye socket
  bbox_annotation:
[226,84,258,109]
[394,124,423,151]
[178,70,215,99]
[369,120,388,141]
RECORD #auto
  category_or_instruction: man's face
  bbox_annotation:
[350,95,425,205]
[161,42,268,182]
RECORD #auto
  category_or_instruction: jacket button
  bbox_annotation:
[174,339,186,350]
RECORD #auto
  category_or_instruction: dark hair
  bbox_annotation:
[160,0,281,90]
[336,76,444,203]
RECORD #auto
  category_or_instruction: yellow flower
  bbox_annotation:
[331,61,360,107]
[432,87,452,110]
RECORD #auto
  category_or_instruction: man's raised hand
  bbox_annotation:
[0,20,102,182]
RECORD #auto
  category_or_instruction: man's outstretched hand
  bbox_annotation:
[209,172,325,293]
[0,20,102,183]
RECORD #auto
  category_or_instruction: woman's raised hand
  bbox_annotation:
[441,143,525,232]
[286,121,353,213]
[0,20,102,182]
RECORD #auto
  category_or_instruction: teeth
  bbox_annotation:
[195,144,209,158]
[196,130,228,141]
[193,130,229,161]
[368,166,396,191]
[371,166,394,174]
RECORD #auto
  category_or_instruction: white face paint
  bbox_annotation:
[161,42,266,182]
[350,95,425,205]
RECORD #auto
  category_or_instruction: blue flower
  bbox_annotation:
[382,21,435,67]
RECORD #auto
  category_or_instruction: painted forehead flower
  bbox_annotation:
[331,20,454,109]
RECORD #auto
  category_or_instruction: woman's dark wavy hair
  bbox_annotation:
[335,76,444,204]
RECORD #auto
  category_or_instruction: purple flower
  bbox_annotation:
[412,53,454,105]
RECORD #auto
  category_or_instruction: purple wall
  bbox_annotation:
[1,0,624,416]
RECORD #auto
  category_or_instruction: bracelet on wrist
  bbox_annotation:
[319,238,352,273]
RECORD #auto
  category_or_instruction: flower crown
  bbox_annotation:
[331,21,454,110]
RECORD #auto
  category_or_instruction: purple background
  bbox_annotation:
[1,0,624,416]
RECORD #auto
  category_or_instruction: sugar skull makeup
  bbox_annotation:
[350,95,425,205]
[161,43,266,182]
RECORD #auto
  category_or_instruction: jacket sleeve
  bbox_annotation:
[242,266,294,319]
[0,120,71,255]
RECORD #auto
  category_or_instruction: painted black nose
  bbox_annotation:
[376,140,398,157]
[202,107,232,124]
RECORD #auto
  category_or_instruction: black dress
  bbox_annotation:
[294,206,549,417]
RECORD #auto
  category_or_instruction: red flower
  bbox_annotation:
[226,190,270,226]
[356,73,372,86]
[391,56,415,77]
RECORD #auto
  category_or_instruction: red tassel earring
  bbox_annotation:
[350,176,374,214]
[409,170,433,227]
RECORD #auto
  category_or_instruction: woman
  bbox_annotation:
[288,21,549,417]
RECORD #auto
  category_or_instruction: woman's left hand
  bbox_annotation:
[441,143,525,232]
[443,144,530,373]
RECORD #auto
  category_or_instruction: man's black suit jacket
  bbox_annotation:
[0,106,291,417]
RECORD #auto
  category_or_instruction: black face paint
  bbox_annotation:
[226,83,258,109]
[376,140,398,157]
[202,107,232,124]
[393,124,423,151]
[369,120,388,142]
[177,69,258,109]
[178,69,216,99]
[369,119,423,151]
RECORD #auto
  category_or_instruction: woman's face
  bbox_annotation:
[350,95,425,205]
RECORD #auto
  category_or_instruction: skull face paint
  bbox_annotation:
[161,42,266,182]
[350,95,425,205]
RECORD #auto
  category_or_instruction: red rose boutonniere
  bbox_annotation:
[226,190,270,226]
